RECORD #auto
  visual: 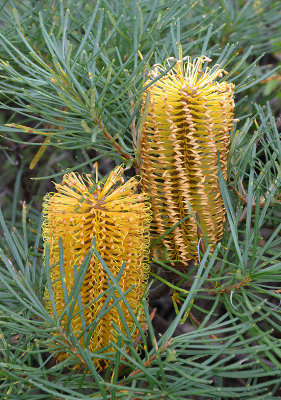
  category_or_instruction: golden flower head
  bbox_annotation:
[42,166,151,369]
[139,55,235,267]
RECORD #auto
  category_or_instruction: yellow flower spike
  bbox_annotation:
[140,55,235,267]
[42,166,151,369]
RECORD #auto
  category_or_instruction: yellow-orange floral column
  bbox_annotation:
[43,166,151,368]
[140,55,235,266]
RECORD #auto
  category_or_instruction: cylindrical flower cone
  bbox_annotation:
[42,166,151,369]
[139,55,235,266]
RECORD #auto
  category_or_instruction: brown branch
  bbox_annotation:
[189,312,201,327]
[34,246,43,253]
[128,338,173,378]
[95,118,135,163]
[189,312,219,341]
[231,183,281,222]
[260,74,281,84]
[209,275,251,295]
[183,275,252,298]
[58,330,87,368]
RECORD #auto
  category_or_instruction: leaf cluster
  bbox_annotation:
[0,0,280,160]
[0,0,281,399]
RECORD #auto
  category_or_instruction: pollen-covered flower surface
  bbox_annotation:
[43,166,151,368]
[140,55,235,266]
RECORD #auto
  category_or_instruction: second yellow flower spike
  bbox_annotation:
[140,55,235,266]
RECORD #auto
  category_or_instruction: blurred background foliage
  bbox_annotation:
[0,0,281,398]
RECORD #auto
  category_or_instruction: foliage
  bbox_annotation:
[0,0,281,398]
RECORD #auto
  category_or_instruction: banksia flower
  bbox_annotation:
[42,166,151,368]
[140,55,235,266]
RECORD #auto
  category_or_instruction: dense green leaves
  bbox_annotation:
[0,0,280,158]
[0,0,281,398]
